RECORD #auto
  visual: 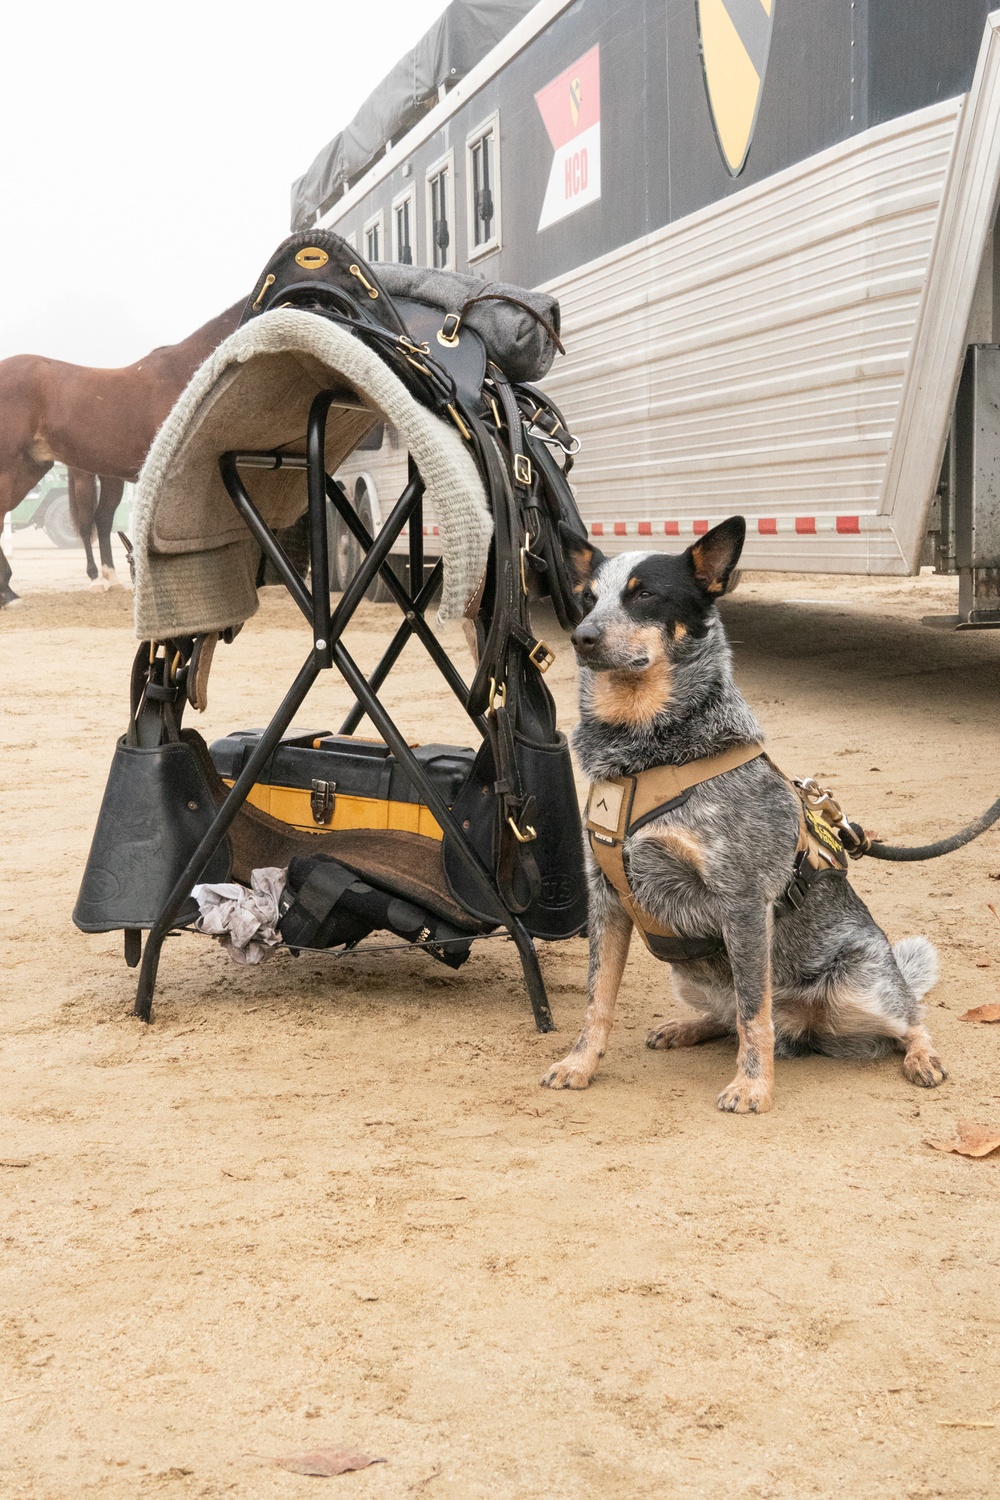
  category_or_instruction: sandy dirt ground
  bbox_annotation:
[2,536,1000,1499]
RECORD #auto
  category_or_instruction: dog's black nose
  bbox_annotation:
[572,621,602,654]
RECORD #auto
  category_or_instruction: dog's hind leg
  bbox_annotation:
[717,901,774,1114]
[892,937,946,1087]
[541,875,632,1090]
[789,933,946,1086]
[901,1024,947,1087]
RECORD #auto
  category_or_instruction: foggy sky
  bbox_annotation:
[0,0,448,368]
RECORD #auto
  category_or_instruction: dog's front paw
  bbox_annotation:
[541,1055,595,1089]
[647,1017,727,1049]
[903,1050,947,1088]
[717,1074,773,1114]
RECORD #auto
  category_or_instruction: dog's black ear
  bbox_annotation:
[685,516,745,597]
[559,522,606,596]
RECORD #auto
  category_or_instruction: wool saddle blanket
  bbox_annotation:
[132,308,494,640]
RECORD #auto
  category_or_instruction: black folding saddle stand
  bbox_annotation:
[75,232,591,1029]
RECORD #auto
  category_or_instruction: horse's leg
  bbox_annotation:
[67,468,104,588]
[0,541,15,606]
[0,458,50,607]
[95,475,123,585]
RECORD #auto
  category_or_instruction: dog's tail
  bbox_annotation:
[892,936,939,999]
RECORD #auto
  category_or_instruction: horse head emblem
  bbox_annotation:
[696,0,775,176]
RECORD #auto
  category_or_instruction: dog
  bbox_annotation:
[542,515,946,1113]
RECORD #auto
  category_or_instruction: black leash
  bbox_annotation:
[798,776,1000,865]
[864,797,1000,862]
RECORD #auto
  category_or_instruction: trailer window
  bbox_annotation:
[392,189,414,265]
[430,168,450,268]
[425,150,455,271]
[467,115,500,258]
[363,212,383,262]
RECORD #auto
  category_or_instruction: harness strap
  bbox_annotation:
[585,744,764,957]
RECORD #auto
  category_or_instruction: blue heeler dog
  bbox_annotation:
[543,516,946,1113]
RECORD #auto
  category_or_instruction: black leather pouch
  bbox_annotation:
[443,730,587,941]
[73,738,232,932]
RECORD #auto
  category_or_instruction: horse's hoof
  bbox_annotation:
[89,578,111,592]
[101,567,119,587]
[0,589,21,608]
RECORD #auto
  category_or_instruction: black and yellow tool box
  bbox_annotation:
[209,731,475,840]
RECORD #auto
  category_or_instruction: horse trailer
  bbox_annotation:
[293,0,1000,620]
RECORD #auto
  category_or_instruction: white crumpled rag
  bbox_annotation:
[193,867,287,965]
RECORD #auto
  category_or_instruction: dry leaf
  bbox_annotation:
[273,1448,386,1477]
[989,904,1000,926]
[925,1120,1000,1159]
[959,1004,1000,1023]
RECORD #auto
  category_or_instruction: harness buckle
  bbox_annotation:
[528,638,555,673]
[438,312,462,346]
[513,453,532,487]
[488,677,507,715]
[507,815,537,844]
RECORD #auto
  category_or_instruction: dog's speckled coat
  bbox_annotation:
[542,518,946,1113]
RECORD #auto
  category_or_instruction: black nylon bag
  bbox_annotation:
[73,738,232,932]
[279,855,473,969]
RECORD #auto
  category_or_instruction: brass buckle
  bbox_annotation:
[513,453,532,486]
[400,334,430,356]
[519,529,532,596]
[528,639,555,673]
[488,677,506,714]
[437,312,462,346]
[507,815,537,844]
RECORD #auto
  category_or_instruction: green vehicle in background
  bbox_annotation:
[9,465,131,549]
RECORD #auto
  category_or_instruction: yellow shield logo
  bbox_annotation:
[697,0,775,176]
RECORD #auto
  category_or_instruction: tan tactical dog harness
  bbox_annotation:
[584,745,848,962]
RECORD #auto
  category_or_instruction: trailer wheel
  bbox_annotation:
[43,492,82,549]
[328,483,360,593]
[329,484,392,601]
[356,485,393,602]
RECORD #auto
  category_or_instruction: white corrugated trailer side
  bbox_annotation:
[311,2,1000,578]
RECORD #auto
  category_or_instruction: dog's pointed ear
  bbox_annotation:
[559,522,606,596]
[685,516,745,597]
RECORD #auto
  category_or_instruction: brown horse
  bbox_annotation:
[0,301,243,605]
[67,469,126,588]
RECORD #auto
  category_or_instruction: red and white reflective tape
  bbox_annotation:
[588,515,871,540]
